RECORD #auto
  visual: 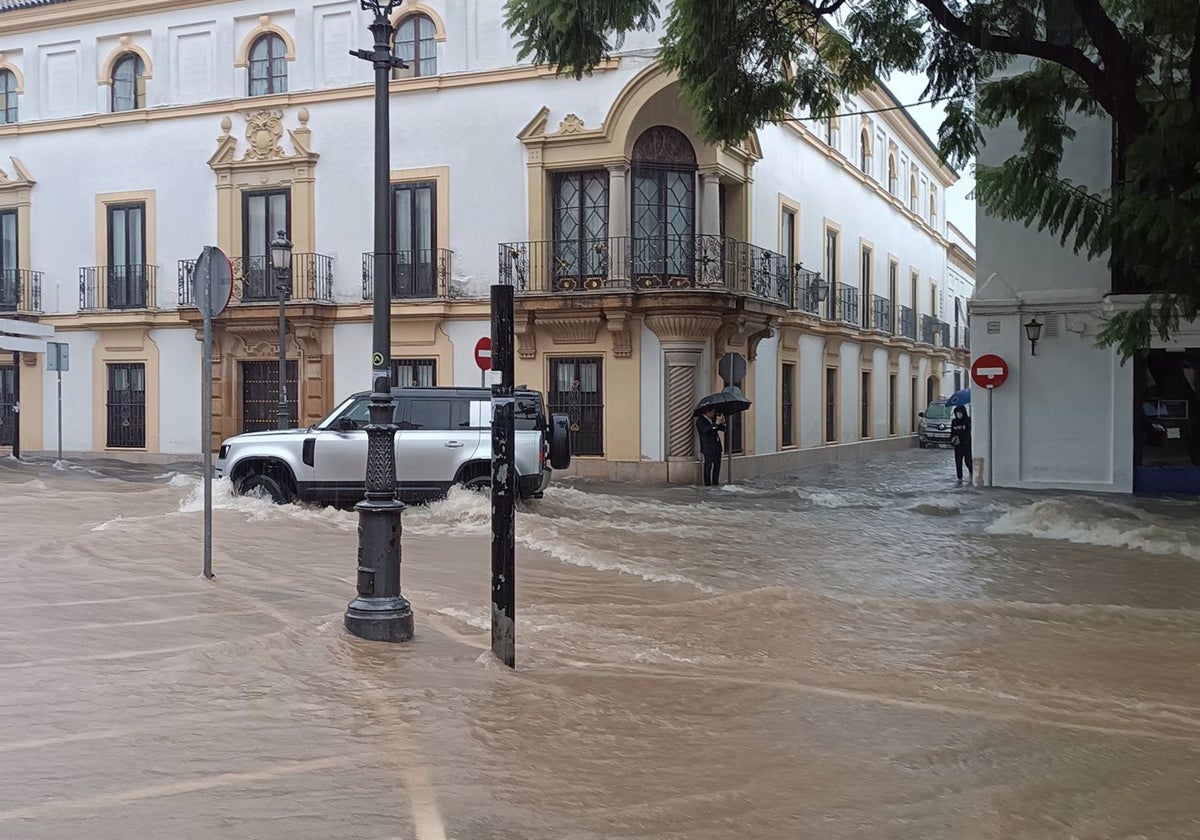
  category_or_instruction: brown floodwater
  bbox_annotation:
[1,452,1199,839]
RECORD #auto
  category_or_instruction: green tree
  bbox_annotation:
[505,0,1200,358]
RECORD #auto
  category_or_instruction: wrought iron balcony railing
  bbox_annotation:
[178,253,335,307]
[837,285,860,326]
[497,236,798,308]
[920,313,938,345]
[937,319,951,348]
[795,267,825,315]
[897,304,917,340]
[870,294,892,333]
[955,325,970,349]
[0,269,43,313]
[361,249,453,300]
[81,265,157,311]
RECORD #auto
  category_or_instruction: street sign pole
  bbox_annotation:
[987,386,994,488]
[192,246,233,581]
[11,350,18,460]
[971,354,1009,489]
[45,342,69,462]
[490,285,516,668]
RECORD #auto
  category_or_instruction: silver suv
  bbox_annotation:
[215,387,570,505]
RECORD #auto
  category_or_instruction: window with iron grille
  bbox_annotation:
[249,34,288,96]
[825,367,838,443]
[0,364,14,447]
[861,371,872,438]
[111,53,145,112]
[107,363,146,448]
[240,360,298,433]
[888,374,897,436]
[0,69,17,124]
[392,358,437,387]
[781,363,795,447]
[549,357,604,456]
[242,189,291,301]
[394,14,437,77]
[552,171,609,290]
[0,209,16,311]
[392,181,437,298]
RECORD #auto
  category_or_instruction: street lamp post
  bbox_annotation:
[270,231,293,431]
[345,0,413,642]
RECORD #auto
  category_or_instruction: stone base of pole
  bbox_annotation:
[345,499,413,641]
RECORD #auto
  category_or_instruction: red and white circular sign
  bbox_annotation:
[971,353,1009,390]
[474,337,493,371]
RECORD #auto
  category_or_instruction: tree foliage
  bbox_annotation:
[504,0,1200,358]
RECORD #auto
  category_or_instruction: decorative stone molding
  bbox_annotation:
[645,313,722,345]
[514,312,537,359]
[605,312,632,358]
[209,109,318,168]
[557,113,586,134]
[541,314,603,345]
[713,314,748,358]
[663,348,703,458]
[747,318,778,362]
[824,336,843,364]
[243,109,286,161]
[293,325,323,358]
[97,35,154,86]
[235,16,298,69]
[0,157,34,189]
[0,53,25,94]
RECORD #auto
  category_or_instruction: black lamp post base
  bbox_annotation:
[345,497,413,642]
[344,596,413,642]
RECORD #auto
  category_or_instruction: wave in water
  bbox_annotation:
[987,498,1200,561]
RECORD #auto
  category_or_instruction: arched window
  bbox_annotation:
[111,53,145,112]
[394,14,437,77]
[909,174,919,212]
[859,129,871,175]
[929,188,938,225]
[249,34,288,96]
[0,69,16,124]
[631,125,698,284]
[887,154,897,195]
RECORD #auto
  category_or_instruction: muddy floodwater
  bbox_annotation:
[1,451,1199,839]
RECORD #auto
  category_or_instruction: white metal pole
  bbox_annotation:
[203,275,214,580]
[987,386,994,488]
[56,363,62,463]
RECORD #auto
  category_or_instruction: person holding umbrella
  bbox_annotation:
[695,406,725,486]
[950,404,972,483]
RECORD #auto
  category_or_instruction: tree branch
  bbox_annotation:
[1190,4,1200,104]
[1067,0,1147,131]
[912,0,1113,113]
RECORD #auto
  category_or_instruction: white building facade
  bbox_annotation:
[973,73,1197,495]
[0,0,970,482]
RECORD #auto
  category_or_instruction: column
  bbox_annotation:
[607,163,629,285]
[699,169,722,238]
[664,348,702,457]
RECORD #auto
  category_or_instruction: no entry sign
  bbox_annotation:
[474,337,493,371]
[971,354,1009,389]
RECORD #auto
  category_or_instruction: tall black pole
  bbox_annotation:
[11,349,19,460]
[345,1,412,642]
[276,276,288,431]
[490,283,516,668]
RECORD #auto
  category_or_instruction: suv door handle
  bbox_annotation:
[444,441,464,448]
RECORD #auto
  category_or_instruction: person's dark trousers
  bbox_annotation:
[703,453,721,486]
[955,448,972,481]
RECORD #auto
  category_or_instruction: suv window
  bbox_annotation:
[515,394,545,431]
[396,398,470,431]
[337,398,372,429]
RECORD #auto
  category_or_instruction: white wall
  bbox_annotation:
[438,318,490,387]
[754,335,778,454]
[42,330,98,452]
[639,325,663,462]
[799,334,824,447]
[152,327,201,453]
[332,322,371,399]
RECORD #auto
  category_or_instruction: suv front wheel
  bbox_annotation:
[236,472,295,505]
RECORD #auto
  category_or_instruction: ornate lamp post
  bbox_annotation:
[345,0,413,642]
[270,230,293,431]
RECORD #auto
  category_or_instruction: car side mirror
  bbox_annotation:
[336,416,357,432]
[918,412,925,418]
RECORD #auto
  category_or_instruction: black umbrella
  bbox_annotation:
[694,387,753,417]
[694,387,753,486]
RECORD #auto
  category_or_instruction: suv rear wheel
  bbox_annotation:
[461,475,490,494]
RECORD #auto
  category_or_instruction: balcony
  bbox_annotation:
[80,265,157,310]
[361,249,453,300]
[497,236,796,308]
[921,314,937,345]
[178,253,334,307]
[955,325,970,349]
[836,286,860,326]
[0,269,43,313]
[870,294,892,333]
[897,305,916,340]
[795,267,826,315]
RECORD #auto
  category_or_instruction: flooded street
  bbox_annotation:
[2,451,1199,839]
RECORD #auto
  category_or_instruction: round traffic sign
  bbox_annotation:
[192,246,233,318]
[971,353,1009,389]
[474,337,493,371]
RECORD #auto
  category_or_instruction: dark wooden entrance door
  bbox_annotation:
[0,365,14,447]
[240,360,298,433]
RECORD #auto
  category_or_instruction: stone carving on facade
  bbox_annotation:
[644,313,722,345]
[604,312,633,358]
[0,157,35,188]
[514,312,537,359]
[713,314,748,358]
[244,109,286,161]
[540,314,603,345]
[557,113,586,134]
[747,318,778,362]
